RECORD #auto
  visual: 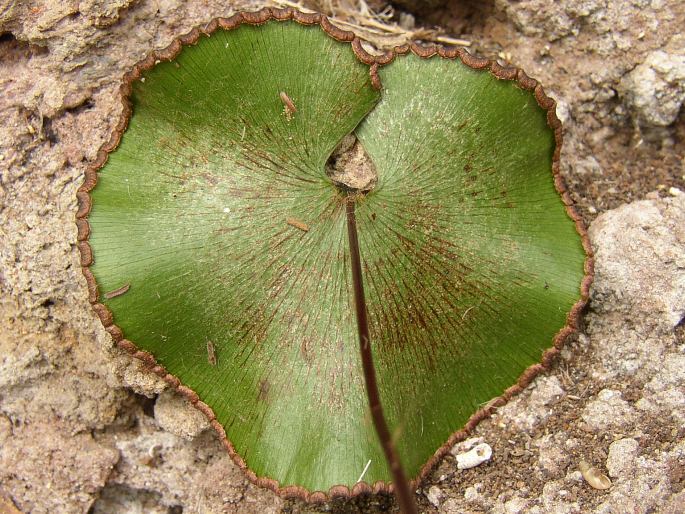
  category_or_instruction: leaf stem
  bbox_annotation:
[345,196,418,514]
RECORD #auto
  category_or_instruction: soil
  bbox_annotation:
[1,1,684,513]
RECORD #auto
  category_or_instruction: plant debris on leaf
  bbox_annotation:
[76,8,592,500]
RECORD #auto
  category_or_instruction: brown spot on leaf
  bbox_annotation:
[258,379,270,402]
[300,337,314,363]
[207,340,217,366]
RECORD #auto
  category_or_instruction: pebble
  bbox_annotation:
[619,50,685,128]
[464,485,481,502]
[153,390,210,439]
[606,438,640,478]
[581,389,637,431]
[426,485,443,507]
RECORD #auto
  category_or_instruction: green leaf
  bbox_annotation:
[82,16,588,495]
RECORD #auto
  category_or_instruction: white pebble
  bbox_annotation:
[456,442,493,470]
[668,186,682,196]
[426,485,443,507]
[464,485,480,502]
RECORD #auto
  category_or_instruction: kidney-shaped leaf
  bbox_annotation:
[77,12,590,497]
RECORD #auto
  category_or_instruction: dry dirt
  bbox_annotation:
[1,1,684,513]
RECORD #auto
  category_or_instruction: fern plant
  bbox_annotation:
[76,8,592,511]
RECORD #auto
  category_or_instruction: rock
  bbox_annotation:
[581,389,637,431]
[426,485,443,507]
[636,353,685,425]
[576,194,685,511]
[90,484,171,514]
[498,375,566,433]
[661,490,685,514]
[606,438,640,478]
[0,316,127,433]
[463,484,482,503]
[101,414,282,513]
[114,355,168,397]
[153,389,210,440]
[0,420,120,514]
[593,452,674,514]
[541,479,581,514]
[451,437,494,470]
[566,470,584,483]
[0,416,11,445]
[535,434,571,476]
[589,195,685,327]
[571,155,602,177]
[503,496,529,514]
[496,0,580,40]
[440,498,470,514]
[620,49,685,128]
[325,134,378,192]
[587,195,685,384]
[190,456,283,514]
[0,496,23,514]
[529,376,566,406]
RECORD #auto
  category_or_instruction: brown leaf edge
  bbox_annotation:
[75,6,594,504]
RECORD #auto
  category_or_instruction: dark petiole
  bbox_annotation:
[345,195,418,514]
